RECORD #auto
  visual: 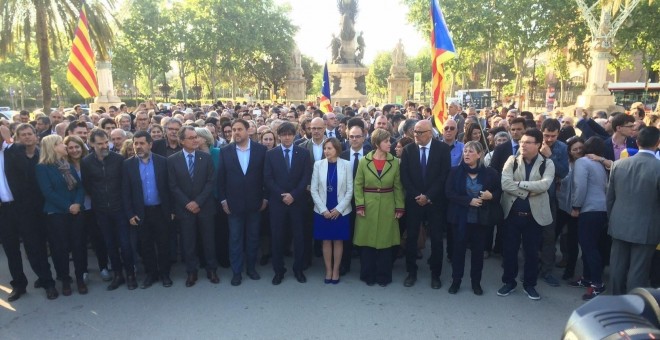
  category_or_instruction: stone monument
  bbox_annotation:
[91,58,122,112]
[285,45,306,102]
[327,0,368,106]
[387,39,410,104]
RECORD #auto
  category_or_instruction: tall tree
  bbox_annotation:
[366,51,393,100]
[0,0,116,111]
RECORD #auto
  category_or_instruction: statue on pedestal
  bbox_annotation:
[392,39,405,66]
[355,31,365,66]
[292,45,302,69]
[329,34,341,63]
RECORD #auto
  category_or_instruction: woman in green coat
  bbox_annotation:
[354,129,405,287]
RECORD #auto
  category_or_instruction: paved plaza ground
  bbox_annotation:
[0,248,585,339]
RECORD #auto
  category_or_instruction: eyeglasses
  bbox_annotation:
[349,135,363,139]
[310,127,324,130]
[621,124,635,128]
[413,130,430,135]
[444,126,456,131]
[183,136,198,141]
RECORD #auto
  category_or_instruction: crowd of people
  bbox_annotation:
[0,99,658,303]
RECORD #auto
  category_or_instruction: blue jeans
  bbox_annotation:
[578,211,608,285]
[502,214,542,287]
[228,212,261,274]
[96,210,134,275]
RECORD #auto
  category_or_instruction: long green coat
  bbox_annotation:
[353,151,404,249]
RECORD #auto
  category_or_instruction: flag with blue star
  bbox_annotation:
[320,62,332,113]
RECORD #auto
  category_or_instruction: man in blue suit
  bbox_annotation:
[264,122,312,285]
[218,119,268,286]
[122,131,172,289]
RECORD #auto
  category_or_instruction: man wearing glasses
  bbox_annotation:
[400,120,452,289]
[604,114,637,161]
[440,119,464,167]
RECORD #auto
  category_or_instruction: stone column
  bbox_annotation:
[285,67,306,102]
[92,59,122,112]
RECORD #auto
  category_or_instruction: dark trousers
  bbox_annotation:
[539,198,558,275]
[260,208,272,259]
[578,211,607,285]
[360,246,393,285]
[492,224,507,254]
[96,210,134,275]
[0,203,54,289]
[270,203,305,274]
[405,203,444,277]
[228,211,261,274]
[82,209,108,271]
[140,206,171,277]
[179,211,217,273]
[341,210,357,271]
[502,214,542,287]
[650,250,660,288]
[557,209,580,278]
[609,238,655,295]
[215,207,230,267]
[47,213,86,282]
[452,222,487,283]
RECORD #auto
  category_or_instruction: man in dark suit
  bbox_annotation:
[36,116,51,140]
[218,119,268,286]
[167,126,218,287]
[323,112,344,143]
[604,113,637,161]
[122,131,172,289]
[339,125,372,275]
[489,117,526,174]
[0,124,58,301]
[400,120,452,289]
[153,118,183,158]
[607,127,660,295]
[264,122,312,285]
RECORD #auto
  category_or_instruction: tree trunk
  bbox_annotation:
[148,67,155,103]
[35,3,52,112]
[560,80,564,107]
[210,64,217,101]
[180,62,187,103]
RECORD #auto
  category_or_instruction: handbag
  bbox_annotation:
[477,200,504,226]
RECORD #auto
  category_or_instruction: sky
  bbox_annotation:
[275,0,428,65]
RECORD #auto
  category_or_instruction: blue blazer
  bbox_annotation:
[122,154,171,222]
[263,144,312,204]
[36,163,84,214]
[218,142,267,214]
[604,136,637,161]
[445,165,501,226]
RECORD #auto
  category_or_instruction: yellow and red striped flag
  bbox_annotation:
[67,5,98,99]
[319,62,333,113]
[431,0,455,132]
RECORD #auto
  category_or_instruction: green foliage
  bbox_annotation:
[301,56,321,95]
[366,51,393,98]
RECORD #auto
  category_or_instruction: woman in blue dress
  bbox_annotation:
[310,138,353,284]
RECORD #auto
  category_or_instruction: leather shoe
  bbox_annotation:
[107,274,125,291]
[472,282,483,296]
[294,271,307,283]
[46,287,59,300]
[161,275,173,287]
[207,270,220,284]
[185,273,198,287]
[126,275,138,290]
[77,280,88,295]
[448,280,460,294]
[62,281,72,296]
[403,274,417,287]
[431,277,442,289]
[141,275,156,289]
[8,287,26,302]
[246,270,261,280]
[272,272,284,285]
[231,274,242,286]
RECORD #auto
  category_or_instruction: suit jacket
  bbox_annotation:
[263,145,312,204]
[603,136,637,161]
[607,152,660,245]
[299,138,326,164]
[310,159,353,216]
[35,163,84,214]
[4,144,43,212]
[446,165,502,225]
[500,154,555,226]
[122,154,171,222]
[38,129,51,140]
[167,150,216,216]
[217,141,267,214]
[153,138,182,158]
[340,144,373,178]
[489,140,514,173]
[399,139,452,206]
[325,127,344,142]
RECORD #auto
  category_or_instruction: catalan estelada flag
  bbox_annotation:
[319,62,332,113]
[431,0,455,132]
[67,4,99,99]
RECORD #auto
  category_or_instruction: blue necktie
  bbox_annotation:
[187,154,194,178]
[420,146,427,179]
[284,149,291,172]
[513,144,519,156]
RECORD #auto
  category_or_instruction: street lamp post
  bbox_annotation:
[493,73,509,104]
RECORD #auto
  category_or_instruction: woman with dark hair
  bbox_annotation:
[36,135,86,295]
[445,141,501,295]
[463,122,488,152]
[310,138,353,283]
[570,137,609,300]
[556,137,584,281]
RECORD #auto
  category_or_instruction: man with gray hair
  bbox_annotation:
[448,100,464,134]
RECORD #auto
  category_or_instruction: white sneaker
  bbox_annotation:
[100,268,112,281]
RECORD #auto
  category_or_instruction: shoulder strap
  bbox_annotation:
[513,155,546,176]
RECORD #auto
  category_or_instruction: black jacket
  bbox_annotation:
[4,144,43,212]
[81,151,124,213]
